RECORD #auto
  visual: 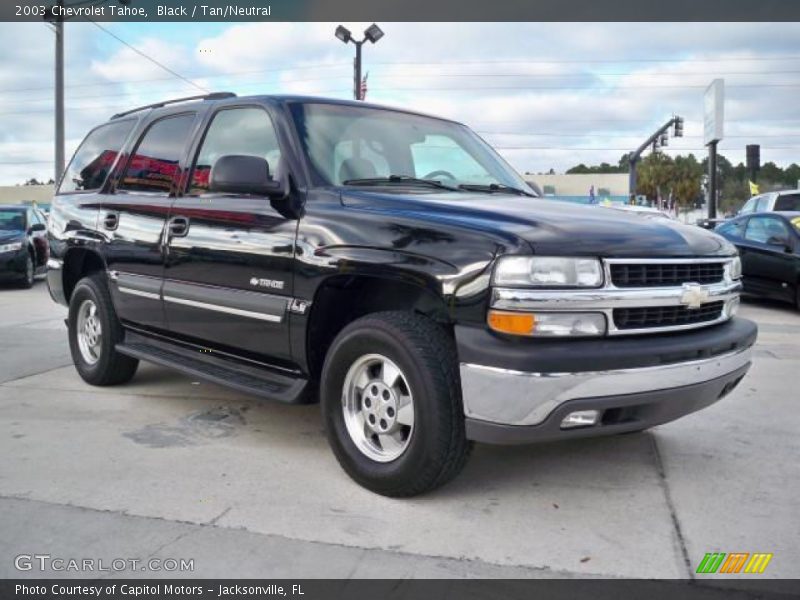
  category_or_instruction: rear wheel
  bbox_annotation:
[321,311,471,497]
[68,273,138,386]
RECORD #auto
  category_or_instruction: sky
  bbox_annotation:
[0,21,799,185]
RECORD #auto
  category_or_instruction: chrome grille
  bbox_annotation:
[610,262,725,288]
[613,301,725,330]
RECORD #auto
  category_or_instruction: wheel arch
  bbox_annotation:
[304,273,453,384]
[62,247,107,303]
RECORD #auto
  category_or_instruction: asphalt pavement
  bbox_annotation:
[0,278,797,586]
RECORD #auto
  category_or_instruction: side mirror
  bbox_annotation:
[209,155,286,198]
[766,235,791,251]
[29,223,46,233]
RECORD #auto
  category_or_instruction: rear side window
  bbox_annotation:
[119,114,195,194]
[59,120,135,193]
[717,219,746,239]
[775,194,800,211]
[755,195,771,212]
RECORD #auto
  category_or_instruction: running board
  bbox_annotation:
[116,332,307,404]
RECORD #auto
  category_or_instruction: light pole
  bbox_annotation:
[54,0,64,185]
[335,23,384,100]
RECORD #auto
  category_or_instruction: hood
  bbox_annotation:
[341,191,735,258]
[0,231,24,245]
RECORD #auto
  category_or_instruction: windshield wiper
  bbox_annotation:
[458,183,536,197]
[342,175,461,192]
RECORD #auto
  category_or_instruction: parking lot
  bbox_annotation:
[0,279,797,582]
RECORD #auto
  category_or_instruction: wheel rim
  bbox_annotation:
[342,353,415,463]
[25,256,33,284]
[76,299,102,365]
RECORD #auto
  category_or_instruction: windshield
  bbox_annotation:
[0,209,26,232]
[290,102,533,193]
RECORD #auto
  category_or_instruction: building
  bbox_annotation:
[525,173,629,203]
[0,185,55,208]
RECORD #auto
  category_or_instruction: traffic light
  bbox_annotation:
[746,144,760,173]
[660,133,669,147]
[673,116,684,137]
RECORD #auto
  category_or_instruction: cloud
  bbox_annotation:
[0,21,798,185]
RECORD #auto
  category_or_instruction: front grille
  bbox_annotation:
[613,301,724,330]
[610,262,725,288]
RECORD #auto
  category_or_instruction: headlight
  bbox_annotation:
[728,256,742,280]
[493,256,604,288]
[0,242,23,253]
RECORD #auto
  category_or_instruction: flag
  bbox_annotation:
[748,180,760,196]
[360,72,368,100]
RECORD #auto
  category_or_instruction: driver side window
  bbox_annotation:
[410,134,492,183]
[189,107,281,195]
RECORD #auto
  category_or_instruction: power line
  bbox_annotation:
[372,56,800,65]
[85,20,208,93]
[0,63,351,95]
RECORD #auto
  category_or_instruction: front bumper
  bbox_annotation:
[457,317,757,444]
[0,249,28,280]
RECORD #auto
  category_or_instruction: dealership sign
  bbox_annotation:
[704,78,725,145]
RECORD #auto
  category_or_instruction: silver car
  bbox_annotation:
[738,190,800,215]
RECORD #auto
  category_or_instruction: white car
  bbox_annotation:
[602,204,674,219]
[738,190,800,215]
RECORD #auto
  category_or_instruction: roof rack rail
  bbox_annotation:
[111,92,237,119]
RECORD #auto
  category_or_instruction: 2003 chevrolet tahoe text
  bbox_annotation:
[46,93,757,496]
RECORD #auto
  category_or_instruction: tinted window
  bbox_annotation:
[60,120,135,193]
[774,193,800,211]
[717,219,746,238]
[744,216,790,244]
[0,209,26,231]
[189,108,281,194]
[120,114,195,193]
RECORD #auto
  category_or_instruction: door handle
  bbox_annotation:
[103,212,119,231]
[168,216,190,238]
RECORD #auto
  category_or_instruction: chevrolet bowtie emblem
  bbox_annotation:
[680,283,710,309]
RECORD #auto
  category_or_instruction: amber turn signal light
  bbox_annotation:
[487,310,536,335]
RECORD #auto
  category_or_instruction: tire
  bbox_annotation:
[68,272,139,386]
[321,311,471,497]
[19,252,34,289]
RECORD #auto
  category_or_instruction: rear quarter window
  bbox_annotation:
[774,194,800,211]
[59,119,136,193]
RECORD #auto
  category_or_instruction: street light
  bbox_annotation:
[334,23,384,100]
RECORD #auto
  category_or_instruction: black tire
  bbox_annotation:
[321,311,471,497]
[19,252,34,289]
[68,272,138,386]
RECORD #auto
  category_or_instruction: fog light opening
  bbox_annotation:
[560,409,600,430]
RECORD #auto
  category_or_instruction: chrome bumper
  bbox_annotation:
[460,346,752,427]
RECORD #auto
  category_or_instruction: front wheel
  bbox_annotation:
[68,273,139,386]
[19,253,34,289]
[321,311,471,497]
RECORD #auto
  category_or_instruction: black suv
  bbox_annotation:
[47,93,757,496]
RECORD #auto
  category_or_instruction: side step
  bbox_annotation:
[116,331,307,404]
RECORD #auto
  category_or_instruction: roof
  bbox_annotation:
[111,91,460,125]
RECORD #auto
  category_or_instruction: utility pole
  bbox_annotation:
[54,0,64,185]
